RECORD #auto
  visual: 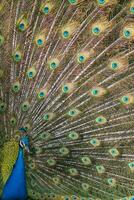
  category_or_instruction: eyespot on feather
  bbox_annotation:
[47,57,60,70]
[40,2,54,14]
[77,50,94,64]
[34,32,46,47]
[17,16,28,32]
[108,57,128,72]
[91,17,110,36]
[68,0,79,5]
[26,67,37,79]
[120,94,134,105]
[96,0,117,7]
[90,86,107,97]
[122,22,134,40]
[61,22,78,39]
[62,83,75,94]
[129,1,134,14]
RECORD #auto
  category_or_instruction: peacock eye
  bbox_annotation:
[108,178,113,183]
[12,82,21,93]
[59,147,69,156]
[120,95,134,106]
[131,163,134,167]
[96,165,105,174]
[68,0,77,4]
[68,131,79,140]
[98,0,105,5]
[52,177,60,185]
[63,30,69,38]
[81,156,91,165]
[128,162,134,173]
[61,22,77,39]
[52,194,56,198]
[68,108,80,117]
[35,35,45,47]
[34,146,42,154]
[82,183,89,191]
[79,55,85,63]
[15,54,19,58]
[0,102,6,113]
[48,58,59,70]
[63,86,68,91]
[109,148,120,157]
[27,67,37,79]
[71,195,77,200]
[21,101,30,112]
[50,62,56,69]
[111,62,118,70]
[10,117,17,127]
[13,51,22,62]
[107,178,116,186]
[39,132,50,141]
[69,168,78,176]
[97,117,102,122]
[69,110,75,115]
[18,23,25,31]
[121,96,129,103]
[37,89,47,100]
[90,138,100,147]
[64,196,69,200]
[123,29,131,38]
[37,39,43,45]
[130,6,134,13]
[17,18,28,32]
[62,85,69,93]
[91,88,99,96]
[95,116,107,124]
[43,112,54,121]
[43,114,50,121]
[62,83,75,94]
[47,158,56,166]
[29,72,33,77]
[92,27,100,35]
[43,6,49,14]
[39,92,44,97]
[41,2,53,14]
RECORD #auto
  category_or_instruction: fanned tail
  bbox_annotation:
[0,0,134,199]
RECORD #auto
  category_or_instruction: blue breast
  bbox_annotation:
[1,148,27,200]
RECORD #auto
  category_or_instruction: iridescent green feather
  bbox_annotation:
[1,139,19,184]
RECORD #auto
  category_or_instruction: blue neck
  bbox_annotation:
[1,147,27,200]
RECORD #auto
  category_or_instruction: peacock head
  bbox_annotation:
[19,127,30,153]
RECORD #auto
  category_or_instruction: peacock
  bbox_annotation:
[0,0,134,199]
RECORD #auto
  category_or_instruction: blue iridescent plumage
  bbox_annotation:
[1,136,29,200]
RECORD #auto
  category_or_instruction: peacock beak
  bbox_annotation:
[24,145,30,153]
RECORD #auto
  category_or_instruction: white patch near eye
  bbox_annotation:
[20,140,25,148]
